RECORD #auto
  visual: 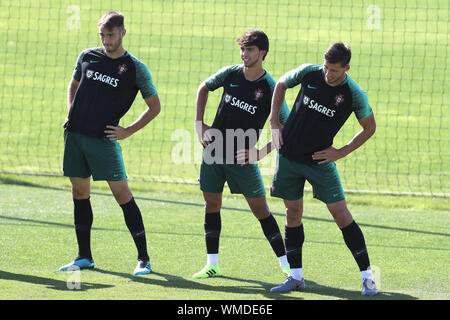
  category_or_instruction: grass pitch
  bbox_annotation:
[0,174,448,300]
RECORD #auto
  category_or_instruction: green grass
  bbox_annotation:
[0,174,449,300]
[0,0,449,302]
[0,0,449,196]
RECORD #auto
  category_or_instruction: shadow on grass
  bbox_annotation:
[0,267,418,300]
[93,268,417,300]
[0,270,113,293]
[302,280,417,300]
[94,268,295,300]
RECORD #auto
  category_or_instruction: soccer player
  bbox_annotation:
[60,11,161,275]
[193,29,290,279]
[269,43,378,296]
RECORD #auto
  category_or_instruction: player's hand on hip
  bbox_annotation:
[195,121,212,147]
[270,122,283,150]
[312,146,345,164]
[105,125,130,141]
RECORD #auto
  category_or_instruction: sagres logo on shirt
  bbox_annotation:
[224,93,257,115]
[86,69,120,88]
[303,94,336,118]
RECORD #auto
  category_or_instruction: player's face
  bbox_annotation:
[323,60,350,86]
[99,26,125,54]
[240,45,265,68]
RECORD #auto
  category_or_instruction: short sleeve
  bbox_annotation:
[284,63,316,88]
[347,77,373,120]
[133,58,158,99]
[204,65,242,91]
[72,49,90,81]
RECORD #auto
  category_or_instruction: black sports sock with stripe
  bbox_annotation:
[204,211,221,254]
[259,214,286,257]
[73,198,93,261]
[284,224,304,268]
[341,220,370,271]
[121,197,149,262]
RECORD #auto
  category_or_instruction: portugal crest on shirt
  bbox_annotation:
[254,89,263,101]
[117,64,128,75]
[334,94,344,107]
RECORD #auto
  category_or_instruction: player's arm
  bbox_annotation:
[195,65,240,146]
[237,102,288,166]
[236,138,276,166]
[270,63,314,151]
[256,122,285,158]
[236,123,286,166]
[312,113,376,164]
[105,94,161,141]
[67,49,87,113]
[67,78,80,112]
[64,77,80,126]
[237,74,290,165]
[269,78,289,150]
[195,81,212,147]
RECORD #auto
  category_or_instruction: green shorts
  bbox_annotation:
[199,152,266,198]
[63,130,127,181]
[270,153,345,204]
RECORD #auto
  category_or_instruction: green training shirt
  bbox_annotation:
[281,63,373,164]
[205,64,289,161]
[66,47,157,137]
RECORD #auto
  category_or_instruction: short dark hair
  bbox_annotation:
[324,42,351,67]
[98,11,124,30]
[237,29,269,60]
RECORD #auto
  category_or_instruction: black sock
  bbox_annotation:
[73,198,93,260]
[341,221,370,271]
[285,224,304,268]
[204,211,221,254]
[120,197,149,262]
[259,214,286,257]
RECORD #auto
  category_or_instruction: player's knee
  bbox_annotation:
[71,186,90,200]
[70,177,90,199]
[328,204,353,228]
[252,208,270,220]
[248,198,270,220]
[113,190,133,205]
[203,193,222,212]
[205,201,221,213]
[108,181,133,205]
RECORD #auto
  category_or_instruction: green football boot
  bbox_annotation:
[192,264,221,279]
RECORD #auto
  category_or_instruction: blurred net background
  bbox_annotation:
[0,0,448,196]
